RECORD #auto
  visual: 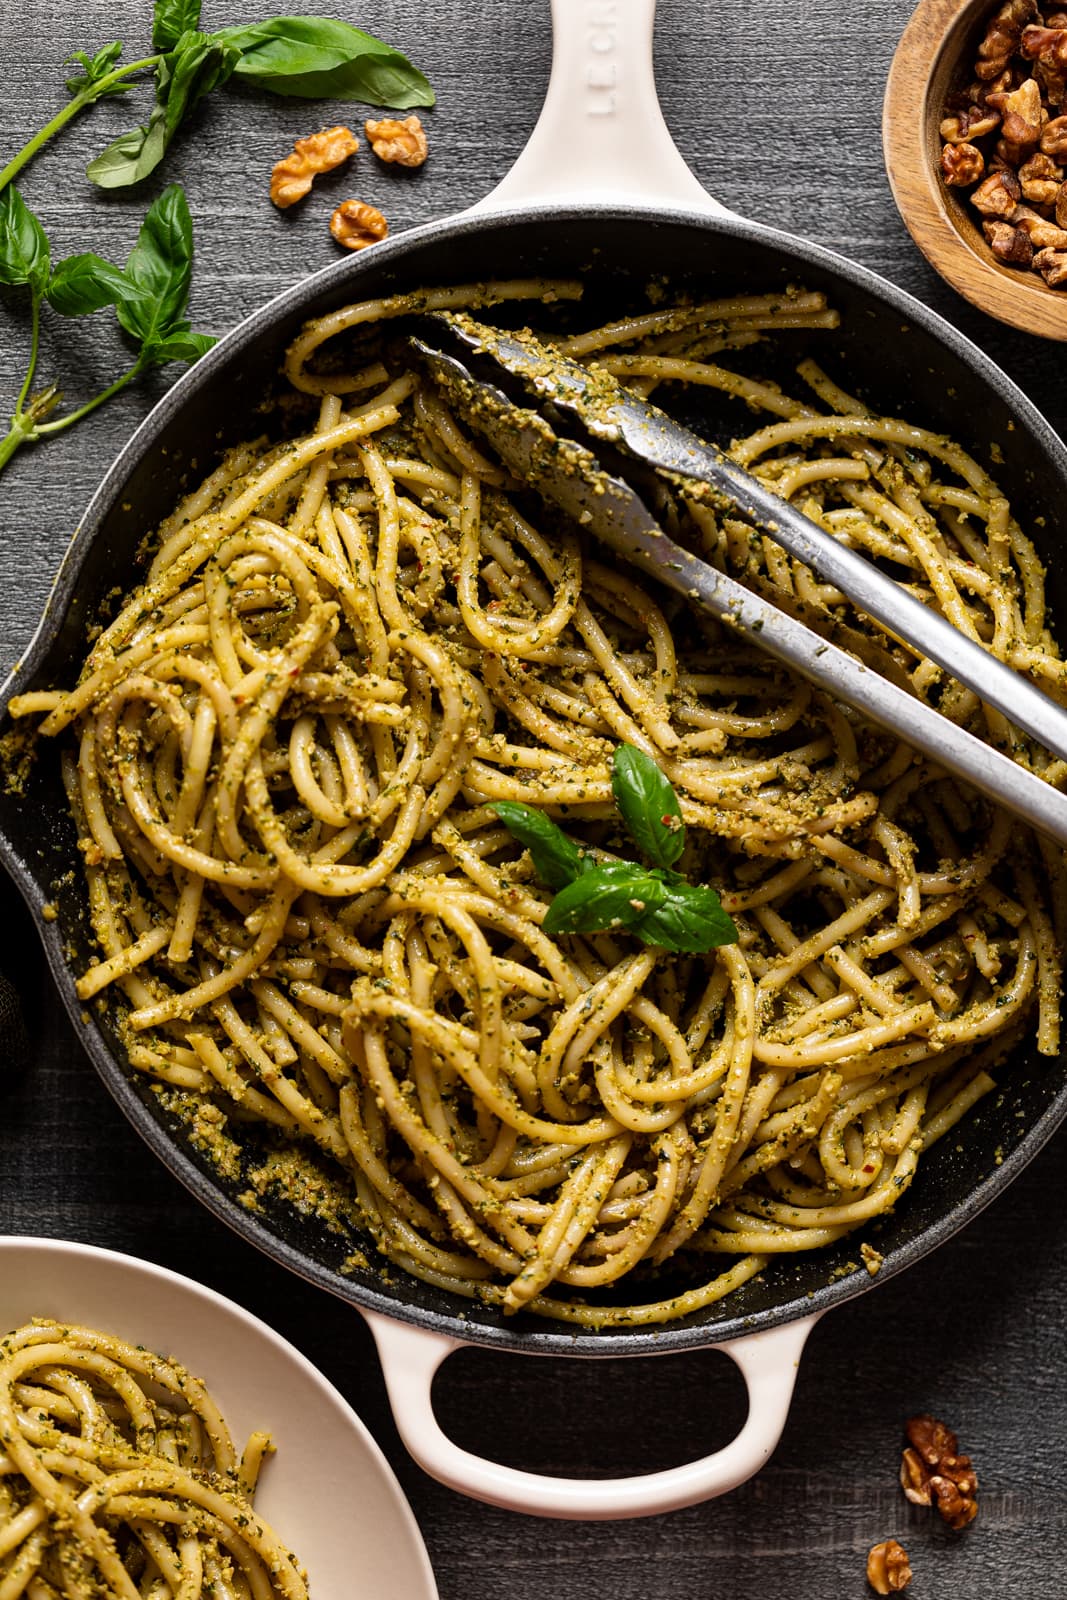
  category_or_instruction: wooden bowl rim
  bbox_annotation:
[883,0,1067,341]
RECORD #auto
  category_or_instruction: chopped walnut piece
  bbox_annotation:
[1021,21,1067,63]
[942,141,986,184]
[1035,243,1067,280]
[929,1464,980,1529]
[329,199,389,251]
[941,104,1001,141]
[364,115,429,168]
[971,166,1023,213]
[1018,147,1065,200]
[859,1241,885,1275]
[866,1539,913,1594]
[1023,22,1067,102]
[1043,114,1067,155]
[975,65,1014,102]
[1013,203,1067,244]
[987,75,1045,149]
[977,0,1039,79]
[902,1414,979,1528]
[1058,179,1067,222]
[270,126,359,209]
[900,1446,933,1505]
[905,1413,958,1466]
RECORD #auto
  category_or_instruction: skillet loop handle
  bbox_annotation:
[468,0,733,220]
[361,1309,819,1520]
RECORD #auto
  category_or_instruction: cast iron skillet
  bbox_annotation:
[2,0,1066,1519]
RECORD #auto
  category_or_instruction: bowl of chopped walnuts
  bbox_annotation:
[883,0,1067,338]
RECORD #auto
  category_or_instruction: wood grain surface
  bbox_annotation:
[1,3,1066,1597]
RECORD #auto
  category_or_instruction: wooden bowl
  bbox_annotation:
[883,0,1067,339]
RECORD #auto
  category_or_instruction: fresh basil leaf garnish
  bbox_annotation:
[490,801,591,891]
[543,864,668,938]
[152,0,203,53]
[215,16,434,106]
[611,743,685,868]
[493,745,736,953]
[0,188,51,296]
[631,881,739,954]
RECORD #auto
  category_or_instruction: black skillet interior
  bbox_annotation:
[3,205,1067,1355]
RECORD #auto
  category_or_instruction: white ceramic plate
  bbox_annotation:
[0,1235,439,1600]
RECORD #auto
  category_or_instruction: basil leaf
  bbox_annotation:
[87,33,238,188]
[117,183,195,344]
[141,327,216,364]
[543,865,667,938]
[47,252,137,317]
[153,0,203,52]
[490,801,590,891]
[611,744,685,868]
[631,881,738,954]
[0,188,51,297]
[47,187,207,370]
[216,16,434,107]
[161,31,240,137]
[86,107,168,188]
[65,41,128,99]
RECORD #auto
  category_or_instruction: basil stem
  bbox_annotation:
[0,53,161,197]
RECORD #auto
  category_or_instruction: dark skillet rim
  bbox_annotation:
[3,198,1067,1357]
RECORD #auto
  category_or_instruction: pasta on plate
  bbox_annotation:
[11,277,1066,1327]
[0,1319,306,1600]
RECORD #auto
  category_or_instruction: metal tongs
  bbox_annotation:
[406,312,1067,848]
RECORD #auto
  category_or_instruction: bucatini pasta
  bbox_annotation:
[11,277,1066,1326]
[0,1319,306,1600]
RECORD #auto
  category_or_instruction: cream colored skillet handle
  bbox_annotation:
[363,1310,820,1519]
[466,0,734,218]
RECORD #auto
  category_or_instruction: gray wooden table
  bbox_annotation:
[2,2,1066,1595]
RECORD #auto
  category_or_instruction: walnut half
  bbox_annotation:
[866,1539,913,1594]
[270,126,359,209]
[941,141,986,185]
[364,115,429,168]
[329,200,389,251]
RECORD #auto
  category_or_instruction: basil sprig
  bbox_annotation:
[0,0,434,197]
[492,746,739,955]
[0,184,213,479]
